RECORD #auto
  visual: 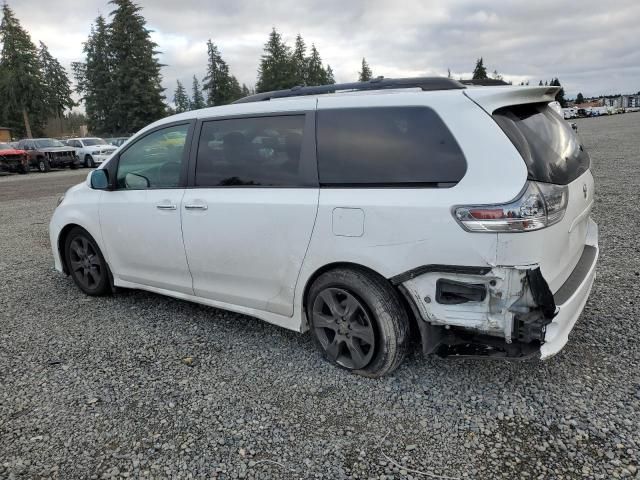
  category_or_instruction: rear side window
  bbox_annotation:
[316,107,466,186]
[493,103,590,185]
[195,115,311,187]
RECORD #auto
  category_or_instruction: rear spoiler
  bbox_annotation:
[464,86,560,114]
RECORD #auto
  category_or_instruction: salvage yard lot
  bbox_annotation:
[1,114,639,479]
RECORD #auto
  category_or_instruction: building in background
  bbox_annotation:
[0,127,11,142]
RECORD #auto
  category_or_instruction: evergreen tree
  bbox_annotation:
[491,69,503,81]
[256,28,293,92]
[576,92,585,104]
[550,78,567,107]
[108,0,165,133]
[306,44,327,85]
[325,65,335,85]
[538,80,544,86]
[191,75,206,110]
[291,33,307,86]
[38,42,74,119]
[472,58,488,80]
[447,68,452,79]
[240,83,251,97]
[73,15,112,133]
[202,40,239,106]
[358,57,372,81]
[173,80,190,113]
[0,3,46,137]
[227,75,243,102]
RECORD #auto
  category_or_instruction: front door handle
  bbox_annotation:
[156,204,177,210]
[184,204,208,211]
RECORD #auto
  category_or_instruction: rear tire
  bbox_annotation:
[307,267,410,378]
[38,158,51,172]
[64,227,112,296]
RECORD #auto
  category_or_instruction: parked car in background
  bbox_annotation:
[17,138,78,172]
[66,137,118,168]
[105,137,129,148]
[0,142,29,174]
[50,78,598,377]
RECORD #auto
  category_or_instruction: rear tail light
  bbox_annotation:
[454,181,568,232]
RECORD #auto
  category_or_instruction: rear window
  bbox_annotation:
[316,107,467,186]
[493,103,590,185]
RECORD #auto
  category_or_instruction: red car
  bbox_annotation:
[0,143,30,174]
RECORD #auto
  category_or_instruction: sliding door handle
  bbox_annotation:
[184,204,208,211]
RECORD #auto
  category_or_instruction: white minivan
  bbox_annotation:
[49,78,598,377]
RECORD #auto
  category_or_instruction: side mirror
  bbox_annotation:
[125,172,150,189]
[90,169,109,190]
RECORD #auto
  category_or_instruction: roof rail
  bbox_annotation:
[459,79,509,86]
[233,77,466,104]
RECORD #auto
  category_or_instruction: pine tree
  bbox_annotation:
[38,42,74,119]
[240,83,251,97]
[173,80,190,113]
[291,33,307,86]
[550,78,567,107]
[191,75,206,110]
[108,0,166,133]
[358,57,372,82]
[0,3,46,137]
[256,28,293,92]
[306,44,327,85]
[325,65,335,85]
[447,68,452,79]
[576,92,585,104]
[202,40,239,106]
[472,58,488,80]
[227,75,243,102]
[538,80,544,86]
[491,69,503,81]
[73,15,112,133]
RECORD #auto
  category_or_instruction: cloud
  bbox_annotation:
[10,0,640,104]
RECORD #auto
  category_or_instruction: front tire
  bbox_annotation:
[307,267,410,378]
[38,158,51,172]
[64,227,111,296]
[85,155,95,168]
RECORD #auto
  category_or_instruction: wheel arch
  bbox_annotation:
[300,261,420,343]
[57,223,105,275]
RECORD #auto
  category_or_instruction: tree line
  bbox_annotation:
[0,4,74,137]
[0,0,574,138]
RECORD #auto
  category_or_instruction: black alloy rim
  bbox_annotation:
[69,236,103,289]
[312,287,376,369]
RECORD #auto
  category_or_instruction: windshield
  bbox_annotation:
[0,143,11,150]
[493,103,590,185]
[83,138,107,146]
[35,139,65,148]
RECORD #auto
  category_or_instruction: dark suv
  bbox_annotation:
[17,138,79,172]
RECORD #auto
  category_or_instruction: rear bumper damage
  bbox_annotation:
[397,218,598,359]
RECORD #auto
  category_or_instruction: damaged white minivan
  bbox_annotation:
[49,77,598,377]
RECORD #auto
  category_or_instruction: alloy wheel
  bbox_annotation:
[68,236,103,290]
[312,287,376,369]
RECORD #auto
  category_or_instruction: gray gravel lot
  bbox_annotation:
[1,114,639,479]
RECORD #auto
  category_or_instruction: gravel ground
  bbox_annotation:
[1,114,639,479]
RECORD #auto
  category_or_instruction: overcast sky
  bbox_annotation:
[13,0,640,103]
